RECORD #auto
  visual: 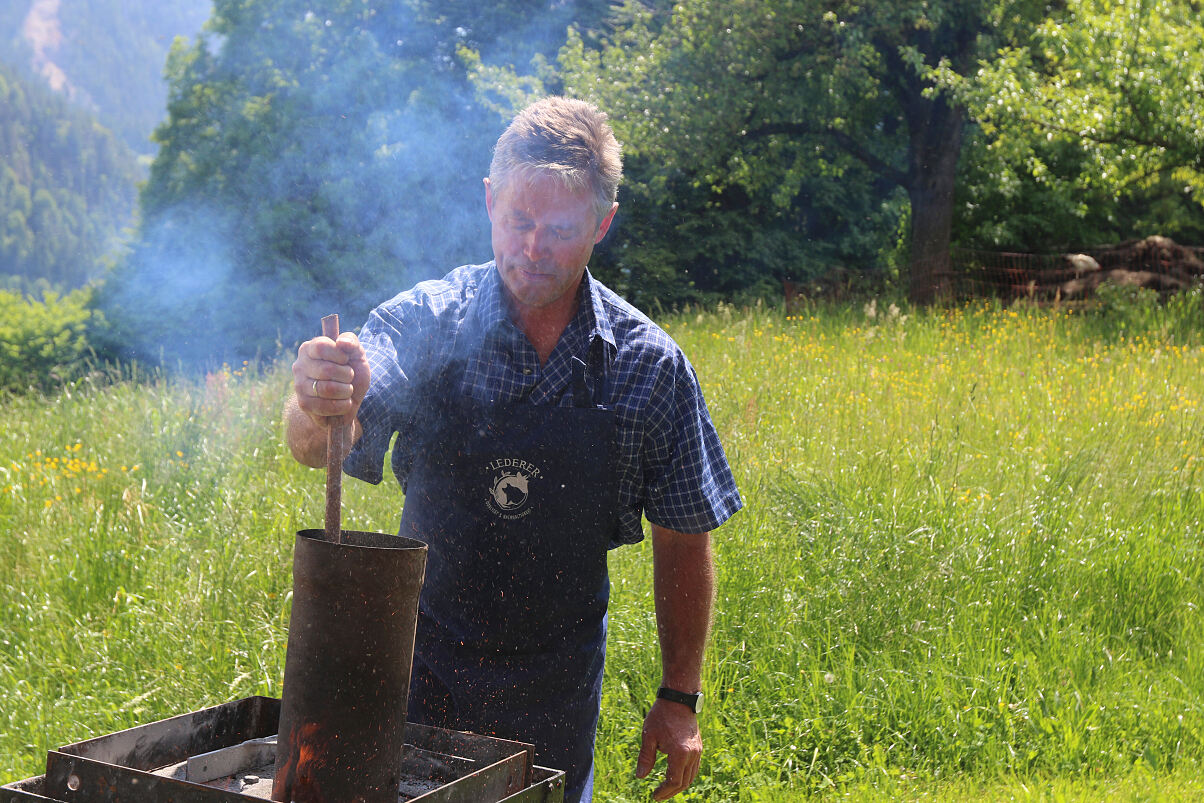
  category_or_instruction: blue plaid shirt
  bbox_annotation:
[344,262,741,543]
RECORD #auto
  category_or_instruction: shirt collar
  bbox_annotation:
[474,262,616,354]
[581,268,617,355]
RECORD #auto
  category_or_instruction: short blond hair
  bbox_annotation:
[489,96,622,221]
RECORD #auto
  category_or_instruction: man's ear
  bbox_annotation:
[484,177,495,222]
[595,202,619,244]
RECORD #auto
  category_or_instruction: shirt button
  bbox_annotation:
[523,368,533,375]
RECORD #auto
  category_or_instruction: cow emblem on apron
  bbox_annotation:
[484,458,542,519]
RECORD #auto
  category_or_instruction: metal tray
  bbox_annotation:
[1,697,563,803]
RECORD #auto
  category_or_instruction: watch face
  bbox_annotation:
[691,693,704,713]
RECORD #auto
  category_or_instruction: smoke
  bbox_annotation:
[95,0,589,368]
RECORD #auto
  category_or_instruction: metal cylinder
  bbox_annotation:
[272,529,427,803]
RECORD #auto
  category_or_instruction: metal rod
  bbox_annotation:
[321,313,343,545]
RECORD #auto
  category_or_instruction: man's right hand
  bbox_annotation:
[286,332,370,467]
[292,332,370,428]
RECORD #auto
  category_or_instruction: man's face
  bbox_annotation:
[486,172,617,319]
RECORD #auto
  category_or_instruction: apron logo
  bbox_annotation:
[485,458,543,519]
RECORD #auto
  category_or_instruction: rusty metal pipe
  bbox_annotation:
[272,529,427,803]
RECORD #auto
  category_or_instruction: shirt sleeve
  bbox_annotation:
[640,348,742,535]
[343,297,442,485]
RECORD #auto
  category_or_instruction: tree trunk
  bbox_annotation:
[904,94,965,305]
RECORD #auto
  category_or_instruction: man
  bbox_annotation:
[285,96,740,802]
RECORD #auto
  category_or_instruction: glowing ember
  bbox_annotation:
[271,721,329,803]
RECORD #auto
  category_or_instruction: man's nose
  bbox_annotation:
[523,228,549,261]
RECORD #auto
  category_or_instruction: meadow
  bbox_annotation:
[2,293,1202,800]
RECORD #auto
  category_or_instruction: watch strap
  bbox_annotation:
[657,686,703,713]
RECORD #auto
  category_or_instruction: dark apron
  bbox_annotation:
[399,346,617,803]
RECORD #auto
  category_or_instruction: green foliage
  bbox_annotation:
[69,0,1204,369]
[954,123,1204,252]
[0,287,98,392]
[937,0,1204,251]
[547,1,910,301]
[468,22,865,308]
[9,0,1204,363]
[544,0,1061,303]
[1091,282,1164,337]
[0,60,140,289]
[466,0,1204,303]
[1080,282,1204,343]
[100,0,611,366]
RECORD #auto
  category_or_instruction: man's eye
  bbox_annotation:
[553,228,575,240]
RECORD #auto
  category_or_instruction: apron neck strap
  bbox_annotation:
[572,336,612,408]
[571,356,590,408]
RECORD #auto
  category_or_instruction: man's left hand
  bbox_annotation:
[635,698,702,800]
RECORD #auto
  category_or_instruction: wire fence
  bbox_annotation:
[781,240,1204,309]
[946,242,1204,303]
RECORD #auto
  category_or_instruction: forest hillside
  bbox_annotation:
[0,0,209,290]
[0,60,140,290]
[0,0,211,156]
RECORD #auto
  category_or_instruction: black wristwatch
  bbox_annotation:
[657,686,704,714]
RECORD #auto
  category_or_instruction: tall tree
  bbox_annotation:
[555,0,1050,303]
[99,0,609,365]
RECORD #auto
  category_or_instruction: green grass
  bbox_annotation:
[2,298,1202,800]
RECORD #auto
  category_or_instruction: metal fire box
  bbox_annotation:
[1,697,564,803]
